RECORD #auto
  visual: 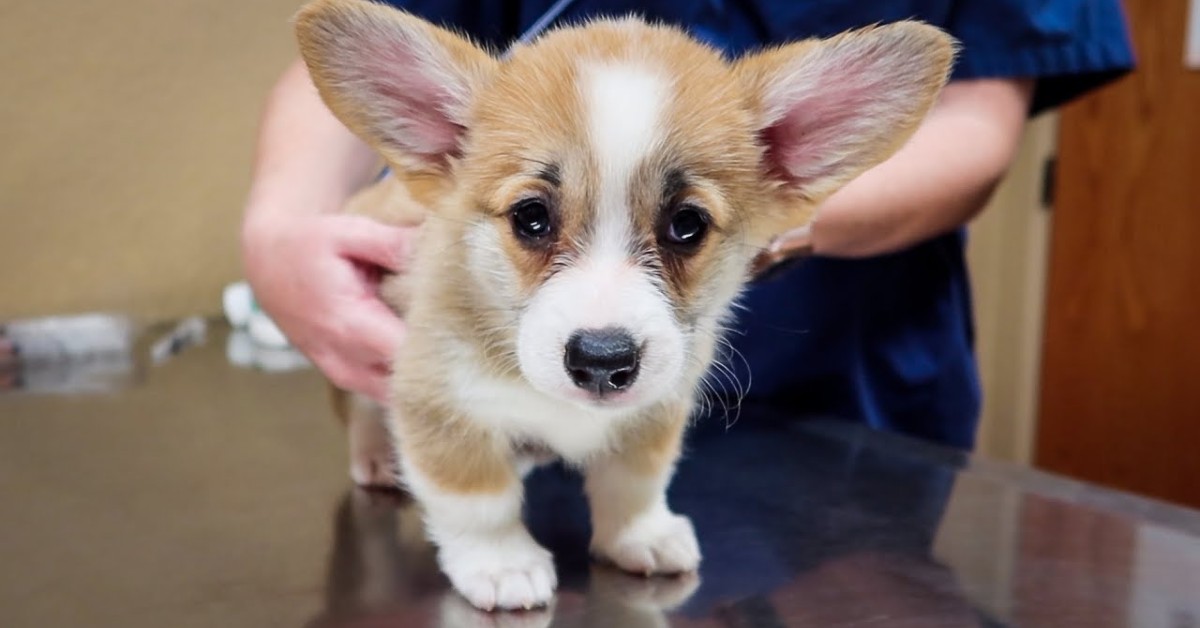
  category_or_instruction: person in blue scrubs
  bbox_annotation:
[241,0,1134,449]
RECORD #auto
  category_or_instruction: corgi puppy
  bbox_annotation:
[295,0,953,612]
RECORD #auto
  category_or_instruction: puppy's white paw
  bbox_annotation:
[593,511,700,576]
[441,531,558,611]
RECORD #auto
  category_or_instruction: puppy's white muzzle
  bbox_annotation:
[516,255,685,411]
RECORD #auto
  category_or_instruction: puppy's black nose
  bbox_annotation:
[564,328,640,395]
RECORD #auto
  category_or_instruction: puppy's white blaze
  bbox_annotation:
[584,63,669,257]
[585,63,666,176]
[507,62,685,410]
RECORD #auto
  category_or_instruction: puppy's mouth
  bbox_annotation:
[563,377,640,407]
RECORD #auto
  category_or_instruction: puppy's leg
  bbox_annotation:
[586,409,700,575]
[344,392,400,487]
[399,417,556,611]
[330,386,400,487]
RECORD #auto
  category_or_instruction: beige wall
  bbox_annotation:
[0,0,302,321]
[967,115,1058,463]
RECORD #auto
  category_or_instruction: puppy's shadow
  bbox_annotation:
[303,484,700,628]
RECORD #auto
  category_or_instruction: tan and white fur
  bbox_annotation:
[296,0,954,612]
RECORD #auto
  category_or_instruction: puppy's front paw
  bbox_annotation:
[442,531,558,611]
[593,511,700,576]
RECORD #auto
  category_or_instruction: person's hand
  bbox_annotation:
[242,211,416,402]
[750,223,814,279]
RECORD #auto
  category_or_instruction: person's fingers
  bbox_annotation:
[340,299,406,362]
[316,351,356,392]
[334,216,417,273]
[767,223,814,259]
[362,366,392,404]
[317,303,400,400]
[347,358,391,404]
[319,352,390,403]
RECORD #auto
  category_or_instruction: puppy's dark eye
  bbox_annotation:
[662,205,710,249]
[510,198,553,240]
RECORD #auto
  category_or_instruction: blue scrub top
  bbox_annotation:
[380,0,1134,448]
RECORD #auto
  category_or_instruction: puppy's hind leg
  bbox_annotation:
[337,388,401,488]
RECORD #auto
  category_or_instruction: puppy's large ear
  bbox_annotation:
[736,22,955,213]
[295,0,498,173]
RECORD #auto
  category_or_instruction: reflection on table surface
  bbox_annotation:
[1,325,1198,627]
[304,416,1200,628]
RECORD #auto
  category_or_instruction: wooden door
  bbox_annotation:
[1036,0,1200,507]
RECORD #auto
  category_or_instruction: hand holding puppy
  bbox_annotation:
[242,210,415,402]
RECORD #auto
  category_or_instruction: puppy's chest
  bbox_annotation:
[449,368,623,462]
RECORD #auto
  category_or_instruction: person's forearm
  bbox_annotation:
[805,78,1034,258]
[244,59,382,224]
